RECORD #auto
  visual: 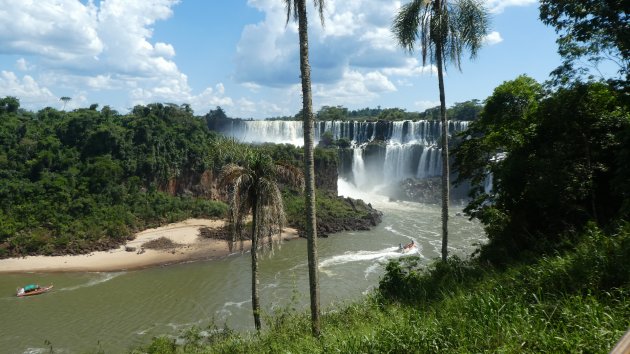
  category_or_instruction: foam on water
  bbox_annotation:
[319,244,420,271]
[59,272,124,291]
[223,299,250,309]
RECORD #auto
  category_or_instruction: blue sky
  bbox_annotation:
[0,0,560,118]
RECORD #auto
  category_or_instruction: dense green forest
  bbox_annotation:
[261,99,482,122]
[0,102,228,257]
[0,101,361,258]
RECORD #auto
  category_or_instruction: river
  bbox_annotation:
[0,180,485,353]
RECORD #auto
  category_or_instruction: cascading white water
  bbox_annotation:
[390,121,405,144]
[483,173,493,193]
[383,143,417,182]
[217,119,470,190]
[231,120,304,146]
[352,146,367,188]
[416,146,442,179]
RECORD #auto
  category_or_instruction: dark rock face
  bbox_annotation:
[338,148,354,180]
[393,176,471,204]
[373,120,390,141]
[396,177,442,204]
[160,169,223,201]
[315,157,338,194]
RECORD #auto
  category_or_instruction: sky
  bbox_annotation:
[0,0,561,119]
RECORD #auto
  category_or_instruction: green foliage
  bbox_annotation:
[283,190,369,232]
[0,96,20,113]
[447,99,483,120]
[317,105,349,121]
[454,80,629,263]
[454,75,543,200]
[0,99,231,257]
[377,107,416,121]
[539,0,629,84]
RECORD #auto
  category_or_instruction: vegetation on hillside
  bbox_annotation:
[0,102,230,258]
[264,100,483,122]
[455,78,630,264]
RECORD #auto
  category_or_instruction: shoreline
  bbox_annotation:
[0,218,299,274]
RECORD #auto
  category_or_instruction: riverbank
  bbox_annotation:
[137,224,630,353]
[0,218,299,273]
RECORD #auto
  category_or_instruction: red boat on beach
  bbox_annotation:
[16,284,53,297]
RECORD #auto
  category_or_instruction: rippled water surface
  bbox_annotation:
[0,181,485,353]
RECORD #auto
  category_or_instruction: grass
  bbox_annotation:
[132,223,630,353]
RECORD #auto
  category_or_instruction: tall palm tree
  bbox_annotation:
[219,152,304,331]
[393,0,489,261]
[284,0,325,337]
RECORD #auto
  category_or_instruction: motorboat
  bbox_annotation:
[399,241,417,253]
[16,284,53,297]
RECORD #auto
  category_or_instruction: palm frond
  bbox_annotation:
[392,0,426,53]
[394,0,489,70]
[285,0,325,26]
[218,164,246,189]
[313,0,325,26]
[284,0,297,25]
[453,0,489,59]
[220,153,298,256]
[275,162,305,191]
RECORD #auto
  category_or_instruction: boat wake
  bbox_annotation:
[319,245,420,276]
[59,272,124,291]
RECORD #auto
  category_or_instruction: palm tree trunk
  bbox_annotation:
[296,0,321,337]
[251,197,261,331]
[435,0,450,262]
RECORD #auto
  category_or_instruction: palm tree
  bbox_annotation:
[393,0,489,261]
[60,96,71,111]
[284,0,325,336]
[219,152,304,331]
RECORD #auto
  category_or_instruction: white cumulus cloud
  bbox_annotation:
[484,0,538,14]
[0,71,56,108]
[484,31,504,45]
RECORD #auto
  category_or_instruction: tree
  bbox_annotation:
[448,99,482,121]
[472,82,629,263]
[0,96,20,114]
[60,96,72,111]
[393,0,489,261]
[454,75,543,223]
[219,152,304,331]
[284,0,325,336]
[539,0,629,84]
[317,105,348,121]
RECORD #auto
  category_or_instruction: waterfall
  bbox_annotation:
[390,121,405,144]
[384,143,418,182]
[415,146,442,179]
[211,119,470,189]
[483,173,493,193]
[352,146,367,188]
[227,120,304,146]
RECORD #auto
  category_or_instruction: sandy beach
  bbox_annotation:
[0,219,299,273]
